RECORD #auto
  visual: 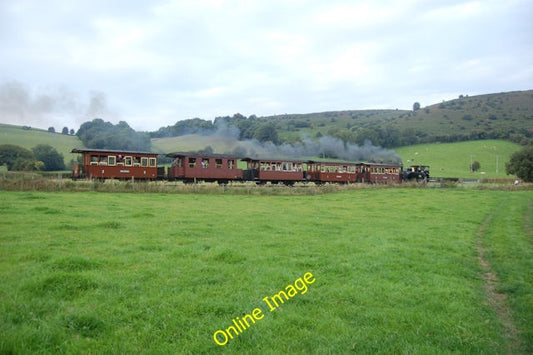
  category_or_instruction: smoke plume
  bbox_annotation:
[190,121,401,164]
[0,81,114,130]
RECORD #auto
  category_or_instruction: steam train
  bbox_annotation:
[71,148,429,184]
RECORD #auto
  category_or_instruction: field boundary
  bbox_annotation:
[476,206,522,354]
[1,171,531,194]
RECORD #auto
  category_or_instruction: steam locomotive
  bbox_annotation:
[71,148,429,184]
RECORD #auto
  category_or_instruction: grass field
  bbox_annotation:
[395,139,522,179]
[0,189,531,353]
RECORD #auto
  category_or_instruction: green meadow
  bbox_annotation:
[395,140,521,179]
[0,189,531,354]
[0,123,82,166]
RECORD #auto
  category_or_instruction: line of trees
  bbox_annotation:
[47,127,75,135]
[150,115,280,144]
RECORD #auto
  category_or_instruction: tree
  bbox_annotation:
[506,145,533,182]
[471,161,480,172]
[76,118,151,151]
[32,144,65,171]
[413,102,421,111]
[0,144,35,170]
[62,127,69,135]
[253,122,279,144]
[48,127,55,133]
[69,128,75,135]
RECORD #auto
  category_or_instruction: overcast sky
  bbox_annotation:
[1,0,532,131]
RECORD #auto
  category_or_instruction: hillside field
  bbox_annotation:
[0,190,531,353]
[395,139,522,179]
[0,123,83,165]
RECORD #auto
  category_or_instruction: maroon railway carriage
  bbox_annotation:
[242,158,305,184]
[71,148,160,180]
[306,160,361,184]
[166,152,243,182]
[358,163,401,183]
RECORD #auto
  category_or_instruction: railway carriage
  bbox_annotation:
[358,163,401,183]
[71,148,161,180]
[242,158,305,184]
[306,160,360,184]
[167,152,243,183]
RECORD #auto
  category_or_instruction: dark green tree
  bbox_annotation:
[253,123,279,144]
[506,145,533,182]
[413,102,421,111]
[32,144,65,171]
[0,144,35,170]
[76,119,151,151]
[62,127,69,135]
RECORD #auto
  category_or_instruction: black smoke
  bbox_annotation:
[203,121,401,163]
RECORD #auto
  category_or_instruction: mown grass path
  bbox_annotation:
[476,193,532,354]
[0,189,531,353]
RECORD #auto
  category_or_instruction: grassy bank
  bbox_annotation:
[0,190,531,353]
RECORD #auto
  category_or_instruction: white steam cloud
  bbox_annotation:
[0,81,115,131]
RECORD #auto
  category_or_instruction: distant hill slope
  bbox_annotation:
[0,123,84,165]
[389,90,533,142]
[260,90,533,147]
[153,90,531,149]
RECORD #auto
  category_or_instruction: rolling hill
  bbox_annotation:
[261,90,533,146]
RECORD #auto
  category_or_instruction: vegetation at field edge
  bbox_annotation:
[0,190,531,353]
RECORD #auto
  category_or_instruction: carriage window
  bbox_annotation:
[99,156,108,165]
[134,157,140,166]
[188,158,196,168]
[90,155,98,165]
[216,159,223,168]
[201,159,209,168]
[173,158,182,167]
[125,156,132,166]
[108,156,116,166]
[228,160,234,169]
[149,158,157,167]
[141,157,148,167]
